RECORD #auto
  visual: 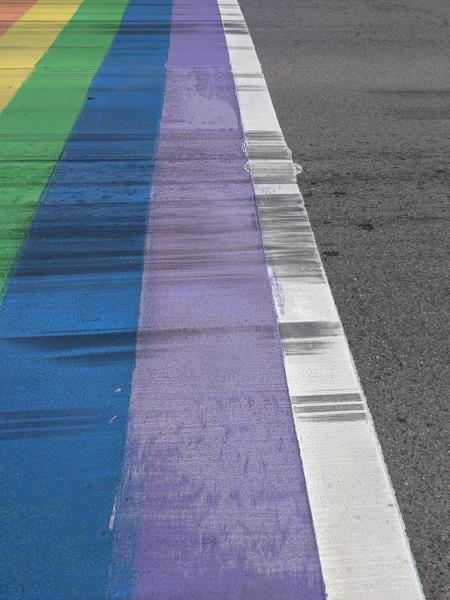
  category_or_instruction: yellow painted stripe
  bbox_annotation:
[0,0,85,112]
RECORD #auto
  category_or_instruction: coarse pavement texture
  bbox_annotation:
[237,0,449,598]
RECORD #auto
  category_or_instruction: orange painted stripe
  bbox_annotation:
[0,0,37,36]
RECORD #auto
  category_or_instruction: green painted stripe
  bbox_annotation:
[0,0,130,303]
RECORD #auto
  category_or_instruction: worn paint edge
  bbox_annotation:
[217,1,425,598]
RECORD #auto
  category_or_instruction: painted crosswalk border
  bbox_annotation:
[217,0,425,598]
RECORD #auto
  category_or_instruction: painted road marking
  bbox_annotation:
[0,0,172,597]
[109,0,325,597]
[218,0,425,598]
[0,0,427,598]
[0,1,38,37]
[0,0,86,112]
[0,0,130,304]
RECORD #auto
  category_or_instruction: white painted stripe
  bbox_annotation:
[218,1,425,598]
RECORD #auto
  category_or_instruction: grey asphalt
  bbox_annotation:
[237,0,449,598]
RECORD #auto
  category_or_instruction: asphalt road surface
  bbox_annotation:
[238,1,449,598]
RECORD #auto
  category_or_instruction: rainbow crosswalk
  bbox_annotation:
[0,1,425,599]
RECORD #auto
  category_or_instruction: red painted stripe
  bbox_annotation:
[0,0,37,36]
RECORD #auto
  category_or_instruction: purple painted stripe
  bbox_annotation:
[110,0,326,597]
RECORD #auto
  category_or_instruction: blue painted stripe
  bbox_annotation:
[0,1,173,598]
